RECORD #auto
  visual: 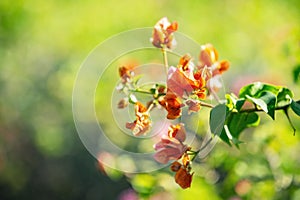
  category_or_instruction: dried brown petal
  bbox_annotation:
[170,161,182,172]
[118,98,128,109]
[186,99,201,114]
[175,167,193,189]
[162,92,183,120]
[126,102,151,136]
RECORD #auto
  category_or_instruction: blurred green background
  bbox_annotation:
[1,0,300,199]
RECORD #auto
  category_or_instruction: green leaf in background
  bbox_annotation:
[210,104,227,136]
[292,64,300,83]
[291,100,300,116]
[219,112,260,147]
[131,174,156,196]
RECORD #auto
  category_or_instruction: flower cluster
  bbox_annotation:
[199,44,230,93]
[153,123,194,188]
[116,17,230,188]
[153,123,189,164]
[151,17,178,49]
[171,154,193,189]
[157,45,229,120]
[125,102,151,136]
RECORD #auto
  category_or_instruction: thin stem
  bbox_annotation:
[147,102,155,112]
[128,89,167,97]
[199,101,214,108]
[182,96,215,109]
[191,137,213,162]
[128,89,153,95]
[239,104,289,113]
[161,47,169,74]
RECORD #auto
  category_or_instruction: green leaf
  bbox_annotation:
[257,91,276,119]
[238,82,294,119]
[245,95,268,112]
[219,128,231,146]
[210,104,227,136]
[239,82,263,97]
[246,91,277,119]
[292,64,300,83]
[225,94,234,111]
[225,93,245,111]
[291,100,300,116]
[283,108,296,135]
[223,124,244,148]
[220,112,260,147]
[149,88,156,95]
[236,99,246,111]
[277,87,293,107]
[239,82,280,98]
[239,82,293,106]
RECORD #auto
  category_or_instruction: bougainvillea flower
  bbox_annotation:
[169,152,194,189]
[185,99,201,114]
[175,166,194,189]
[178,54,194,72]
[117,98,129,109]
[168,123,186,142]
[171,153,193,189]
[163,57,207,118]
[167,54,206,98]
[199,43,219,67]
[167,66,196,97]
[198,43,230,78]
[207,74,223,93]
[153,137,188,164]
[126,102,151,136]
[159,91,183,119]
[212,60,230,76]
[119,65,134,83]
[151,17,178,49]
[197,44,230,95]
[153,123,188,164]
[193,88,206,99]
[181,152,191,168]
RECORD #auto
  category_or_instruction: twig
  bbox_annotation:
[161,47,169,74]
[199,101,214,108]
[239,105,289,113]
[191,137,213,161]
